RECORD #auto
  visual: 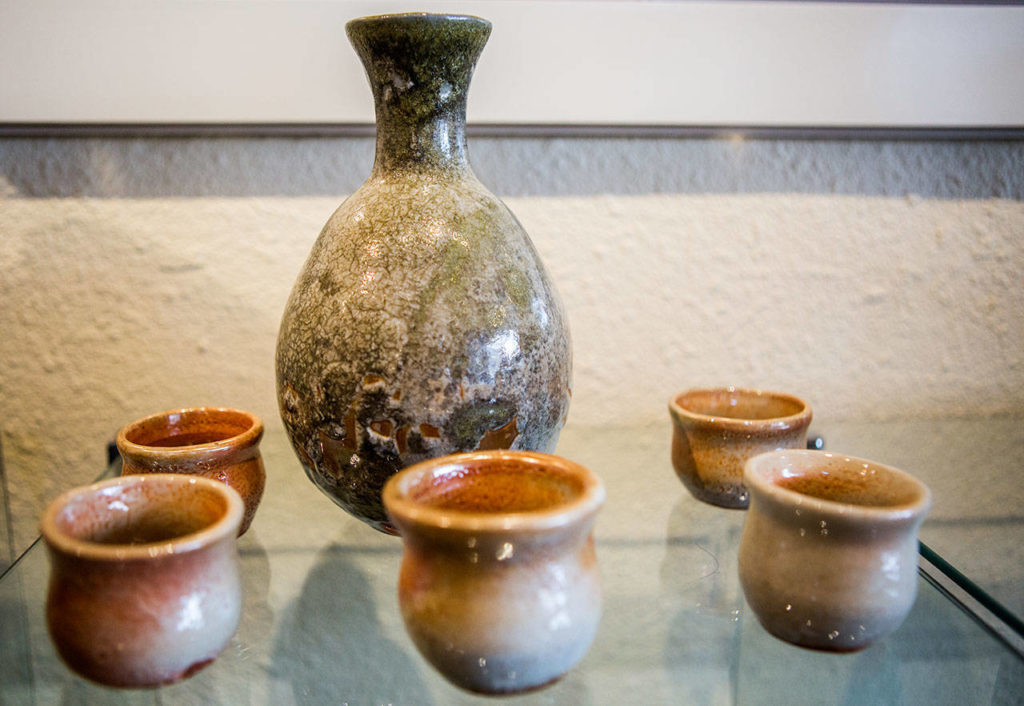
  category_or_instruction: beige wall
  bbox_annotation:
[1,136,1022,555]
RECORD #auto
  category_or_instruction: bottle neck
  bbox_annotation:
[347,14,490,175]
[371,90,469,174]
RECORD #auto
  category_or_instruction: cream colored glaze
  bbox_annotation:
[738,449,931,651]
[383,450,604,694]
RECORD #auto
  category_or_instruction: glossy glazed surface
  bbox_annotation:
[276,13,572,533]
[668,387,811,508]
[738,450,932,651]
[117,407,266,535]
[384,450,604,694]
[40,474,243,687]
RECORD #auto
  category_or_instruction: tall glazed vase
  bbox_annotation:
[276,13,572,533]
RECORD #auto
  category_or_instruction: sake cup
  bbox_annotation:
[668,387,812,508]
[738,450,931,651]
[117,407,265,535]
[383,450,604,695]
[41,473,244,687]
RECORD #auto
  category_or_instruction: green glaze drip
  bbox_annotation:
[407,235,472,338]
[346,13,491,173]
[502,265,531,310]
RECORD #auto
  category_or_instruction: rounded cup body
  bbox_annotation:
[738,450,931,651]
[276,13,572,534]
[41,474,244,687]
[384,450,604,694]
[669,387,811,508]
[117,407,265,535]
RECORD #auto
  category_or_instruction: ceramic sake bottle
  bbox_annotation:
[275,13,572,533]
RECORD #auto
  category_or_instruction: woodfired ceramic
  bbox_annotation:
[383,450,604,694]
[668,387,812,508]
[41,474,244,687]
[276,13,572,534]
[738,450,932,651]
[117,407,265,535]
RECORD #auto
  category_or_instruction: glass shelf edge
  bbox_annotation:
[919,541,1024,660]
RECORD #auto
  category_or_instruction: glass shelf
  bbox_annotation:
[2,420,1022,704]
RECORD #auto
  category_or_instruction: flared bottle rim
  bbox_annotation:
[346,12,491,32]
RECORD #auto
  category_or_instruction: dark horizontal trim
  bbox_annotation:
[794,0,1024,4]
[470,124,1024,141]
[1,122,1023,141]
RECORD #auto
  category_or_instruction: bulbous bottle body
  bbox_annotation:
[276,13,571,532]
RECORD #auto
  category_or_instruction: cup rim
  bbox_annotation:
[668,387,811,431]
[41,473,244,561]
[116,406,264,459]
[383,450,605,534]
[744,449,932,521]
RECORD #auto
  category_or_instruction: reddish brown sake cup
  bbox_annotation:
[116,407,265,535]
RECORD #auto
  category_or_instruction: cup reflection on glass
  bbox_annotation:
[117,407,265,535]
[738,450,931,651]
[41,473,244,687]
[668,387,812,508]
[383,450,605,695]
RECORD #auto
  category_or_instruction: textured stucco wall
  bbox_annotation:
[1,137,1022,555]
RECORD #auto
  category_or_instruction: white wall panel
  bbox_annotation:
[1,1,1022,127]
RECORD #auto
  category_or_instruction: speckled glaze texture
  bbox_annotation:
[41,474,243,687]
[738,450,931,651]
[383,450,604,694]
[668,387,811,508]
[276,13,572,533]
[116,407,265,535]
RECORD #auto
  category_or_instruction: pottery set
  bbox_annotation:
[383,450,605,694]
[667,387,931,651]
[116,406,266,535]
[41,474,244,687]
[39,10,935,693]
[275,11,571,535]
[38,406,266,687]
